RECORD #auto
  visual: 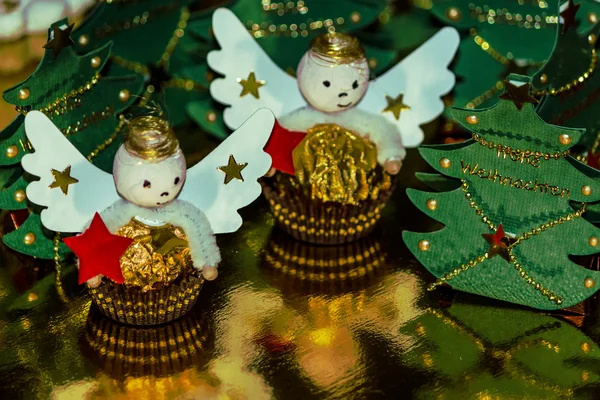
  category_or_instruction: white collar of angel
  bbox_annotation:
[207,7,459,149]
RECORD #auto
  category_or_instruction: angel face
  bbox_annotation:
[297,52,370,113]
[113,145,187,208]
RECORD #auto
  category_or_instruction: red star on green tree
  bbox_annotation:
[498,81,539,111]
[43,23,75,59]
[560,0,580,35]
[482,224,511,262]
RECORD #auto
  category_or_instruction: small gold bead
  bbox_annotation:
[206,111,217,123]
[582,185,593,196]
[589,12,598,24]
[350,12,361,23]
[446,7,461,21]
[465,115,479,125]
[368,58,378,69]
[426,199,438,211]
[418,239,430,251]
[78,34,89,46]
[582,342,591,353]
[90,56,102,68]
[6,145,18,158]
[118,89,130,102]
[589,34,597,45]
[558,134,571,145]
[590,236,599,247]
[13,190,26,202]
[584,277,595,288]
[18,88,30,100]
[23,232,36,245]
[539,73,548,84]
[556,298,563,305]
[439,158,451,169]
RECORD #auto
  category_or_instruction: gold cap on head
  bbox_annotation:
[309,32,366,65]
[124,116,179,161]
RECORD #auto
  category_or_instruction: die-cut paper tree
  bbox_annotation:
[0,19,143,259]
[403,74,600,310]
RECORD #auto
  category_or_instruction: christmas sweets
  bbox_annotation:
[208,8,459,244]
[20,108,275,325]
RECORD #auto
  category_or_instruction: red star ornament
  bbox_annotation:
[63,213,133,284]
[481,223,511,262]
[264,120,307,175]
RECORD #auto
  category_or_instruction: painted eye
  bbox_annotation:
[174,177,181,185]
[143,180,151,188]
[352,80,359,89]
[322,80,331,87]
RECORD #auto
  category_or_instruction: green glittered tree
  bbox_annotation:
[403,74,600,310]
[0,20,143,259]
[533,1,600,153]
[424,0,560,110]
[72,0,215,127]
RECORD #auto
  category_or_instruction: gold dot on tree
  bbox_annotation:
[590,34,597,45]
[439,158,451,168]
[78,34,89,46]
[13,190,26,202]
[206,111,217,123]
[118,89,130,102]
[465,115,479,125]
[418,240,430,251]
[90,56,101,68]
[589,12,598,23]
[558,134,571,145]
[368,58,378,69]
[581,342,591,353]
[18,88,30,100]
[540,74,548,84]
[426,199,438,210]
[351,12,361,23]
[582,185,593,196]
[590,236,599,247]
[23,232,36,245]
[446,7,461,21]
[6,145,18,158]
[584,277,595,288]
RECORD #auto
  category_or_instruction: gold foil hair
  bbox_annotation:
[309,32,366,65]
[124,115,179,161]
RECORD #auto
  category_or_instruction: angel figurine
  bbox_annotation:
[21,109,274,325]
[207,8,459,244]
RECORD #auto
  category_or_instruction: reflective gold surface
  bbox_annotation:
[3,138,600,399]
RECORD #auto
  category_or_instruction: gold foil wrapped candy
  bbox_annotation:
[291,123,391,205]
[116,218,192,292]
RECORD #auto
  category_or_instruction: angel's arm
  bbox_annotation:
[165,200,221,269]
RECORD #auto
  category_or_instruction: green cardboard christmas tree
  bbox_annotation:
[425,0,560,110]
[533,0,600,152]
[403,74,600,310]
[0,20,143,259]
[72,0,215,127]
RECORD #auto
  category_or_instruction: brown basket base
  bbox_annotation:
[262,177,394,245]
[88,274,204,326]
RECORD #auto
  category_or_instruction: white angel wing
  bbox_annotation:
[207,7,305,130]
[178,108,275,234]
[359,27,459,148]
[21,111,119,233]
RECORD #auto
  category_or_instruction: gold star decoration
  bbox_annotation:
[498,81,539,111]
[43,24,75,59]
[382,93,411,120]
[49,165,79,195]
[218,155,248,184]
[481,224,511,262]
[560,0,580,35]
[238,72,265,99]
